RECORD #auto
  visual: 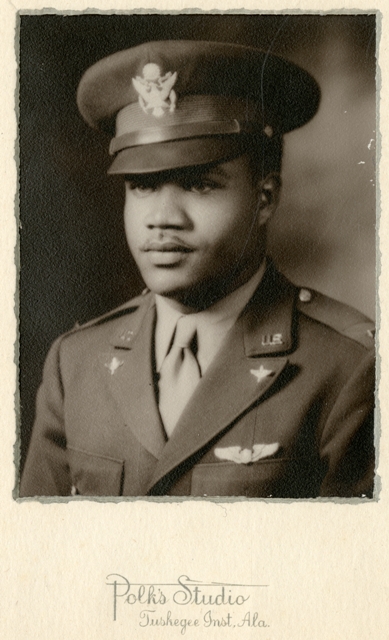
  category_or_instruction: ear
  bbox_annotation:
[256,173,281,226]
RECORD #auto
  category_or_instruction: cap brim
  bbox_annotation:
[107,136,255,174]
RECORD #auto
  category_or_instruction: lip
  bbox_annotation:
[142,240,194,253]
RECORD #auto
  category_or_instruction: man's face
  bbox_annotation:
[124,155,276,309]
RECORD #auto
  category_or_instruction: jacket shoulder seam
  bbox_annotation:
[296,288,374,350]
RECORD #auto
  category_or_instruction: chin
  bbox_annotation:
[141,271,191,298]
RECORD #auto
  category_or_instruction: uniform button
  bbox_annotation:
[299,288,312,302]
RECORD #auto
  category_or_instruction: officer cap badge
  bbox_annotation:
[132,64,177,117]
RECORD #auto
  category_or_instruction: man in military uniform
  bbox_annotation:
[20,40,375,498]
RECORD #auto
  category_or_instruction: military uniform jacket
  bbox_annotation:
[20,264,375,498]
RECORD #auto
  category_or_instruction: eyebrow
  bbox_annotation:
[206,164,230,178]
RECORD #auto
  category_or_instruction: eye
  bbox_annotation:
[183,179,220,194]
[125,180,157,197]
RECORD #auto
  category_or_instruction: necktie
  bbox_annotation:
[158,316,201,436]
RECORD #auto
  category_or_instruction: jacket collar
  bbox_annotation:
[108,291,155,350]
[241,260,297,357]
[109,260,297,356]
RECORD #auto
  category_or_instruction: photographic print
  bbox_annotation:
[18,13,376,499]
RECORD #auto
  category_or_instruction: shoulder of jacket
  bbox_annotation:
[66,289,151,335]
[296,286,375,350]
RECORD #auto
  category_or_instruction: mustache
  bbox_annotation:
[141,238,194,252]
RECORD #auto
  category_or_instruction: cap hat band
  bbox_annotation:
[110,94,271,154]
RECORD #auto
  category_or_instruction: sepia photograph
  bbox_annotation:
[18,13,376,499]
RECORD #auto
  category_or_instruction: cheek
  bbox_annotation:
[123,213,134,251]
[211,200,258,250]
[123,202,143,246]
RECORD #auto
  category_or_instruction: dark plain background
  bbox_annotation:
[19,13,376,471]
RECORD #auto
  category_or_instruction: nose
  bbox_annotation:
[145,185,190,229]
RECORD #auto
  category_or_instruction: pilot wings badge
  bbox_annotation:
[214,443,280,464]
[132,63,177,117]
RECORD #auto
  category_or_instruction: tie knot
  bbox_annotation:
[173,316,197,349]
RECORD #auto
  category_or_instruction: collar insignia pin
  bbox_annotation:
[120,330,134,342]
[105,356,124,376]
[132,63,177,117]
[261,333,283,347]
[250,364,274,382]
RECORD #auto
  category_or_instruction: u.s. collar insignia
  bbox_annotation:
[105,356,124,376]
[261,333,284,347]
[132,63,177,118]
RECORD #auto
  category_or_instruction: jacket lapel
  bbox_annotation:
[147,264,297,493]
[106,296,167,460]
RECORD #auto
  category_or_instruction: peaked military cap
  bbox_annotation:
[77,40,320,174]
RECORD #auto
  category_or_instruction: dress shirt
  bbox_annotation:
[155,261,266,375]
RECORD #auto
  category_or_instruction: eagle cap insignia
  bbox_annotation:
[132,63,177,117]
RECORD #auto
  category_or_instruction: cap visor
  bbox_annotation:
[107,136,251,174]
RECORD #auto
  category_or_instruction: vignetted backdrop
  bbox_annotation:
[19,14,376,470]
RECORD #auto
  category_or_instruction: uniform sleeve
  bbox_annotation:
[19,337,72,497]
[319,351,375,498]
